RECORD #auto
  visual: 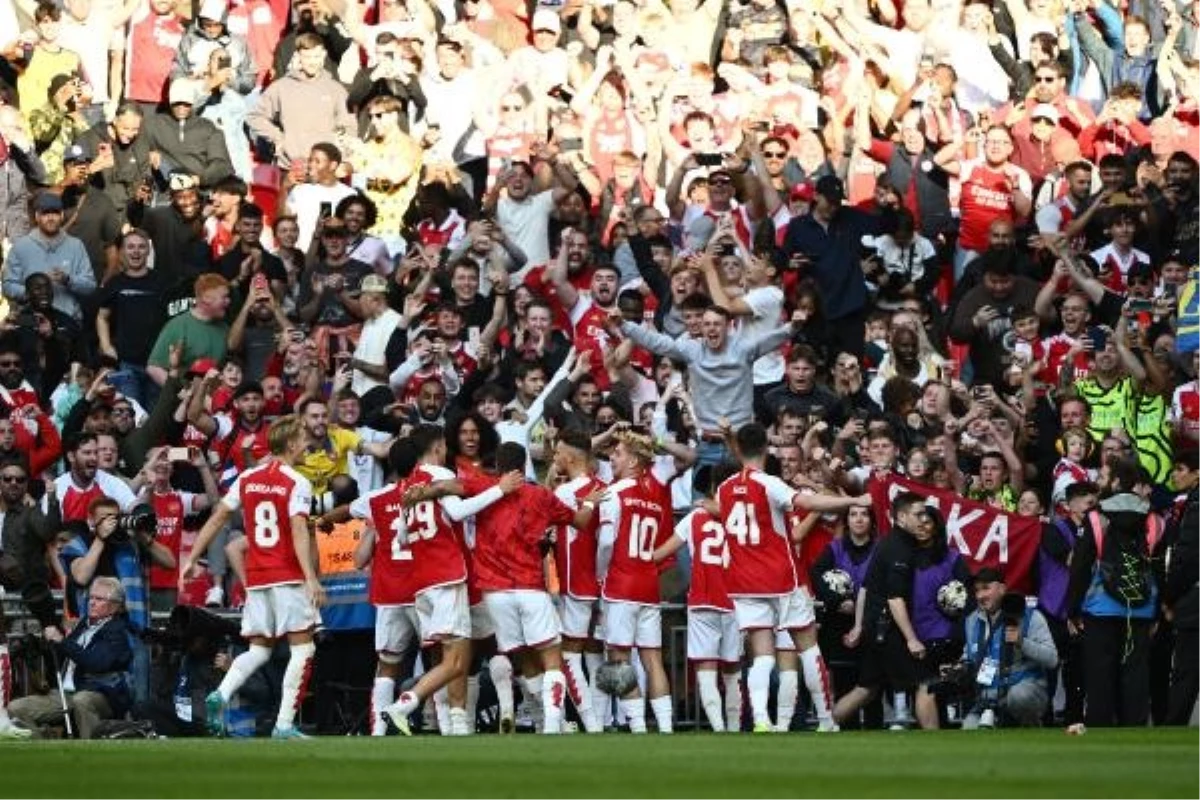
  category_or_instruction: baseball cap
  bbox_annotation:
[198,0,227,21]
[62,142,92,164]
[360,274,389,295]
[33,192,64,213]
[532,9,561,33]
[815,175,845,203]
[187,357,219,377]
[320,218,349,237]
[168,78,199,106]
[46,73,76,102]
[789,182,815,203]
[1031,103,1060,124]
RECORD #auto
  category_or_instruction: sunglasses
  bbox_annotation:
[1035,76,1058,83]
[709,177,733,186]
[762,150,787,158]
[0,474,27,484]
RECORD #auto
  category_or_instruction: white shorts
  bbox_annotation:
[687,608,741,663]
[732,587,816,633]
[470,602,495,641]
[558,595,599,640]
[415,583,471,642]
[775,628,796,652]
[241,584,320,639]
[603,600,661,649]
[484,590,561,654]
[375,605,419,657]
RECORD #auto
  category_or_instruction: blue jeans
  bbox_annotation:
[953,246,981,282]
[107,362,159,411]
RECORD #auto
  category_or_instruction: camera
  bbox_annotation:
[1000,592,1026,628]
[108,510,158,544]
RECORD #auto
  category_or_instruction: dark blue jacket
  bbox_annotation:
[59,614,135,717]
[782,209,880,320]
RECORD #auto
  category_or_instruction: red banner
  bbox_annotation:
[867,474,1041,594]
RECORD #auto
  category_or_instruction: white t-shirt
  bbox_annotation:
[498,190,556,268]
[287,181,359,251]
[739,285,785,385]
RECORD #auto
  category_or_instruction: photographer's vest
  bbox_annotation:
[1039,519,1077,621]
[911,548,962,642]
[966,609,1038,690]
[830,537,876,595]
[1132,393,1172,485]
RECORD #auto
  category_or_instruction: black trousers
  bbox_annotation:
[1166,625,1198,726]
[1081,615,1152,727]
[1046,617,1086,726]
[827,308,868,361]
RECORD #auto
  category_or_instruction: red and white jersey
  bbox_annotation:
[1041,332,1093,385]
[785,507,835,591]
[716,467,798,597]
[674,509,733,612]
[222,460,313,589]
[600,470,671,605]
[350,482,418,606]
[554,474,607,600]
[416,209,466,252]
[1171,380,1200,443]
[568,295,615,390]
[49,470,138,522]
[957,159,1033,251]
[391,464,469,594]
[1090,244,1151,294]
[148,489,200,590]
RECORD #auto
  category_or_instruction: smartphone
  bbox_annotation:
[166,446,191,462]
[1087,326,1108,351]
[971,385,989,400]
[696,152,723,167]
[558,137,584,152]
[1127,297,1154,313]
[252,272,270,295]
[318,201,333,219]
[216,54,232,69]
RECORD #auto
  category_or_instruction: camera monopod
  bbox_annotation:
[49,647,74,738]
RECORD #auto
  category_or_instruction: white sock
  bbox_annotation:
[218,644,272,703]
[448,707,470,735]
[800,646,833,724]
[370,676,395,736]
[696,670,725,732]
[893,691,910,719]
[389,689,420,717]
[521,674,545,730]
[620,696,646,733]
[466,674,479,728]
[649,695,673,734]
[541,670,567,735]
[776,669,799,732]
[489,655,514,722]
[562,652,599,732]
[434,687,451,735]
[0,645,11,724]
[747,655,775,726]
[585,652,612,726]
[723,672,742,733]
[276,642,315,730]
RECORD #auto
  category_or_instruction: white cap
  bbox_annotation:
[1030,103,1060,124]
[531,9,561,34]
[168,77,200,106]
[198,0,227,21]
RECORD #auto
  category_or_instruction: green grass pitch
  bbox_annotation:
[0,729,1195,797]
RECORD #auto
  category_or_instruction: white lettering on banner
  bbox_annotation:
[882,480,1008,565]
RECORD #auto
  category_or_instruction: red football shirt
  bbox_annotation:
[468,477,576,592]
[716,467,799,597]
[675,508,733,612]
[350,483,418,606]
[554,474,607,600]
[223,460,313,589]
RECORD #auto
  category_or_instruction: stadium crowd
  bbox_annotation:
[0,0,1197,740]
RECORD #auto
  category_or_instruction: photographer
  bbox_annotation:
[0,453,62,633]
[59,495,174,713]
[961,568,1058,729]
[7,576,134,739]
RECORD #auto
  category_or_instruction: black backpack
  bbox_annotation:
[1089,511,1163,607]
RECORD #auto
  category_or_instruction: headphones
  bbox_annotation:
[1055,426,1095,458]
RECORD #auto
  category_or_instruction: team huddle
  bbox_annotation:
[178,412,869,737]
